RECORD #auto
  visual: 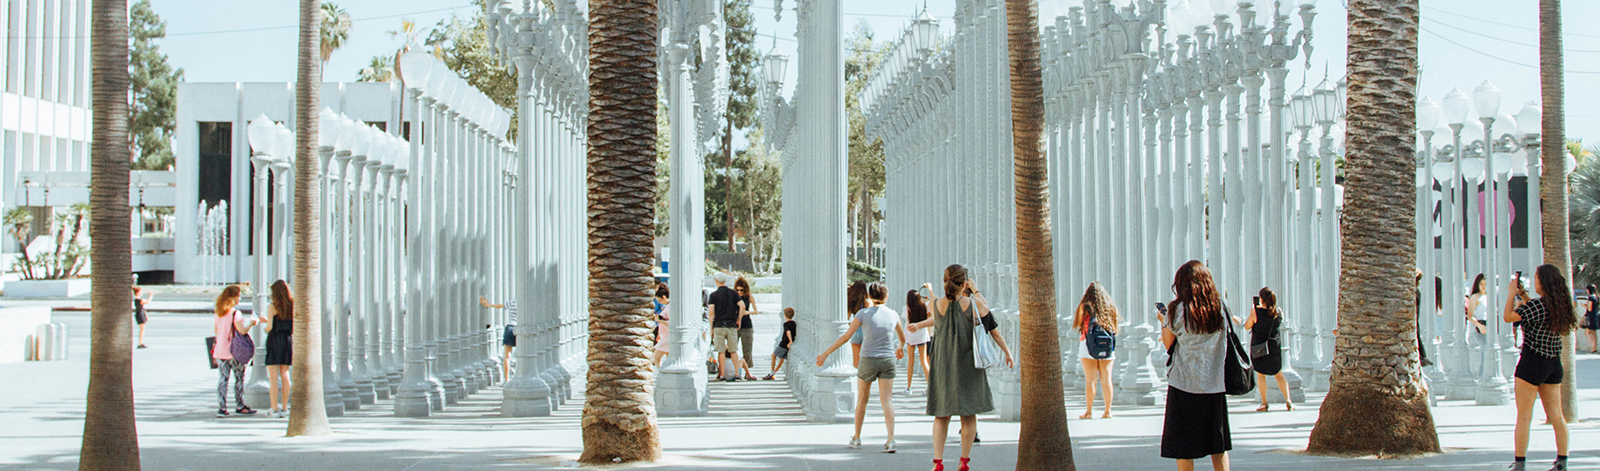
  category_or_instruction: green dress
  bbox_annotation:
[925,297,993,417]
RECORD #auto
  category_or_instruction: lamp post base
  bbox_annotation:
[655,366,709,417]
[806,370,855,423]
[501,376,553,417]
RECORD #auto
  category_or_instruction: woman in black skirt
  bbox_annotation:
[1246,287,1292,411]
[1160,260,1233,471]
[263,280,294,418]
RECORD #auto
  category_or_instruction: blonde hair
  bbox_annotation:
[1072,282,1120,334]
[215,285,243,317]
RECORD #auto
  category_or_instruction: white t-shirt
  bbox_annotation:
[905,312,931,345]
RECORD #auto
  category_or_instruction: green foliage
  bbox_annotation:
[129,0,183,171]
[847,259,884,284]
[846,27,887,259]
[426,1,518,141]
[1571,157,1600,288]
[320,3,352,75]
[724,0,759,131]
[656,96,672,238]
[357,55,395,83]
[7,204,90,280]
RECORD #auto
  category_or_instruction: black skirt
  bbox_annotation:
[265,332,292,365]
[1161,386,1232,460]
[1252,347,1282,376]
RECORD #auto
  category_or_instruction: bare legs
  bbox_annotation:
[905,344,926,392]
[137,323,146,347]
[267,364,291,412]
[853,379,870,441]
[1080,358,1113,418]
[1514,379,1569,459]
[931,415,978,465]
[1584,329,1597,353]
[878,378,896,444]
[1175,453,1229,471]
[503,345,514,378]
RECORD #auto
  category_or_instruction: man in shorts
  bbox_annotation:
[707,273,744,381]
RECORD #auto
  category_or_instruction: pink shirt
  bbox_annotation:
[213,310,239,360]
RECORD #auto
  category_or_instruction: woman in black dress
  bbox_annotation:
[1245,287,1292,411]
[263,280,294,418]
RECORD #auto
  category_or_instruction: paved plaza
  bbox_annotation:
[2,307,1597,470]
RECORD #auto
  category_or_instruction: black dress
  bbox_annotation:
[265,317,293,365]
[1249,308,1282,376]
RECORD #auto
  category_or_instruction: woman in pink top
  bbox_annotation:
[213,285,265,417]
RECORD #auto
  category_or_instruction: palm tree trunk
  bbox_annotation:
[287,0,332,436]
[1538,0,1577,421]
[80,1,139,469]
[1306,0,1440,455]
[581,0,661,463]
[1005,1,1072,469]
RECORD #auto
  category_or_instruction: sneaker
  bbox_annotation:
[137,344,147,349]
[216,408,229,418]
[235,407,257,416]
[1550,461,1567,471]
[1508,462,1525,471]
[848,437,861,449]
[883,440,897,453]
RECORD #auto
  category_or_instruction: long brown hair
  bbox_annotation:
[1173,261,1222,334]
[1534,264,1577,336]
[1073,282,1120,333]
[847,281,867,315]
[943,264,968,301]
[270,280,294,321]
[735,275,751,295]
[905,290,929,323]
[215,285,243,317]
[1258,287,1281,319]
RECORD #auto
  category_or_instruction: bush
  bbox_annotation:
[6,204,89,280]
[847,259,883,284]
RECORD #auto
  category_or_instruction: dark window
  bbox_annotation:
[366,121,387,132]
[197,122,233,255]
[402,121,411,141]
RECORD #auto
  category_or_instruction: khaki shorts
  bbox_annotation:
[712,327,740,356]
[857,356,897,382]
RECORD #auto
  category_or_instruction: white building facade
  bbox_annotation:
[174,81,411,284]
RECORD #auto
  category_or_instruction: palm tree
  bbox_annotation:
[579,0,661,463]
[80,0,140,469]
[357,55,395,83]
[1306,0,1440,455]
[1004,0,1073,469]
[287,0,333,436]
[1538,0,1577,422]
[319,2,351,79]
[1568,161,1600,288]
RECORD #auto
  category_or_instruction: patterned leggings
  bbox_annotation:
[217,359,246,410]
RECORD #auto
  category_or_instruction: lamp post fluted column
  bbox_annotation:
[317,130,347,416]
[500,24,554,414]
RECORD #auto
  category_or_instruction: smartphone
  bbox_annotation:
[1515,271,1524,288]
[1253,296,1261,307]
[1154,302,1166,314]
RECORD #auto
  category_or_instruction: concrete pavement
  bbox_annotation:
[1,310,1596,470]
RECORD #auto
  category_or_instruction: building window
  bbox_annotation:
[197,122,233,207]
[366,121,387,133]
[5,0,18,94]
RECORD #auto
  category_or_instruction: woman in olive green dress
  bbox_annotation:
[907,264,1013,471]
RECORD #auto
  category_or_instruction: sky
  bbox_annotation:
[148,0,1600,145]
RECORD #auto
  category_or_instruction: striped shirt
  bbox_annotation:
[505,300,517,326]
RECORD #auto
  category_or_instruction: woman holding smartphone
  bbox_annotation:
[1502,264,1575,471]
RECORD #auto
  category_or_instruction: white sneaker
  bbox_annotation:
[883,440,897,453]
[848,437,861,449]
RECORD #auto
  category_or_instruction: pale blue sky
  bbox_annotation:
[148,0,1600,143]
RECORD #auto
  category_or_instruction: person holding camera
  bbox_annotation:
[1503,265,1575,471]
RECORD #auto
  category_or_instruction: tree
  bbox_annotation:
[319,2,351,79]
[1538,0,1578,422]
[728,128,782,272]
[426,2,517,140]
[845,28,885,265]
[716,0,758,250]
[128,0,182,171]
[80,0,140,468]
[581,0,661,463]
[1569,159,1600,288]
[287,0,333,436]
[357,55,394,83]
[1306,0,1440,455]
[1003,1,1072,469]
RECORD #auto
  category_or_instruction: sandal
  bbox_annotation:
[1285,403,1294,411]
[959,457,971,471]
[1102,411,1113,418]
[1256,403,1270,412]
[1079,412,1093,419]
[931,459,944,471]
[235,407,257,416]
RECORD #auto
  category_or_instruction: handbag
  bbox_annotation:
[1223,307,1256,396]
[972,300,1005,370]
[1249,314,1279,360]
[205,336,218,369]
[228,311,255,364]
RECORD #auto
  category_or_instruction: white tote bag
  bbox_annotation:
[971,299,1004,370]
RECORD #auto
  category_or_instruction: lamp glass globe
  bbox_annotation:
[247,114,275,155]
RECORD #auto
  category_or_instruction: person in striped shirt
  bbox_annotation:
[481,296,517,379]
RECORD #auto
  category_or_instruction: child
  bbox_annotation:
[764,308,797,380]
[817,282,906,453]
